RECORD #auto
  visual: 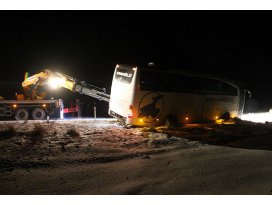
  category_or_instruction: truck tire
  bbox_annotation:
[15,108,29,121]
[32,108,46,120]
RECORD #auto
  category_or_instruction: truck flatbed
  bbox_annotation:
[0,100,58,104]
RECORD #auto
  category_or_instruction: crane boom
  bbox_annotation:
[21,69,110,102]
[74,82,110,102]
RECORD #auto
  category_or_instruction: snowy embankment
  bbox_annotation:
[1,118,272,194]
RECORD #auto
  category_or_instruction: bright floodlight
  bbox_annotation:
[48,77,65,89]
[241,110,272,123]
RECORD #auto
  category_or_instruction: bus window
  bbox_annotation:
[140,69,237,96]
[140,70,167,92]
[200,78,237,96]
[115,66,135,84]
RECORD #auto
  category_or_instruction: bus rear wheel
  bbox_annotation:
[15,108,29,121]
[32,108,46,120]
[165,114,179,128]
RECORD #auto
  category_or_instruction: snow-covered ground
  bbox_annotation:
[1,119,272,194]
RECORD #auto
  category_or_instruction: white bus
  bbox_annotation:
[109,64,243,126]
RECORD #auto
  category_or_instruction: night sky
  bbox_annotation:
[0,11,271,115]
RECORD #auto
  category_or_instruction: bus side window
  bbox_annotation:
[140,70,237,96]
[140,70,166,92]
[222,82,237,96]
[140,70,152,91]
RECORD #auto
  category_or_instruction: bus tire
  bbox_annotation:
[165,114,178,128]
[32,108,46,120]
[220,112,231,121]
[15,108,29,121]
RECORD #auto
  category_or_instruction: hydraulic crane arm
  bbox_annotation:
[73,82,110,102]
[22,69,110,102]
[22,70,53,100]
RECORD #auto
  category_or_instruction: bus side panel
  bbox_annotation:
[130,92,239,126]
[202,95,239,120]
[130,91,203,126]
[163,93,203,123]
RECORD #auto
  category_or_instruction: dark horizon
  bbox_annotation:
[0,11,271,114]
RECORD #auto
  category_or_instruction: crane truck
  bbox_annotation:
[0,69,110,120]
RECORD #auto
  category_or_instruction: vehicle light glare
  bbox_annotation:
[48,77,65,89]
[241,110,272,123]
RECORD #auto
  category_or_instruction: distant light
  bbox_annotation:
[51,97,54,100]
[156,118,159,121]
[148,62,155,67]
[42,104,46,107]
[185,117,189,121]
[48,77,65,89]
[215,116,219,119]
[139,118,143,122]
[13,104,17,108]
